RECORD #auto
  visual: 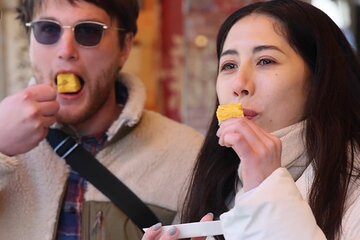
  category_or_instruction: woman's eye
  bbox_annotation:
[220,63,237,71]
[258,58,274,66]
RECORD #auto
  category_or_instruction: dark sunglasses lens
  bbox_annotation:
[74,23,104,46]
[32,21,61,45]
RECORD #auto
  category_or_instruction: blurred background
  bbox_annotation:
[0,0,359,134]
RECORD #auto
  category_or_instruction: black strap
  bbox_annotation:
[46,128,159,230]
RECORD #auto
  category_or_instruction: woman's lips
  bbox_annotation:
[243,108,258,119]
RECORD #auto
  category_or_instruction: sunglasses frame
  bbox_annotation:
[25,19,125,48]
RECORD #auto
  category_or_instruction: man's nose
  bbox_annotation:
[57,29,79,61]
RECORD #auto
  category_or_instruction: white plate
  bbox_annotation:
[143,220,223,239]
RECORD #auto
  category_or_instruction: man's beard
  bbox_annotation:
[56,67,119,127]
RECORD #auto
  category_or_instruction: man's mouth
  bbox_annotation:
[55,73,84,94]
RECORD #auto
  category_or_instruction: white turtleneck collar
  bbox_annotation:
[237,121,310,187]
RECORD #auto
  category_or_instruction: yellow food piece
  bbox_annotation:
[216,103,244,125]
[57,73,81,93]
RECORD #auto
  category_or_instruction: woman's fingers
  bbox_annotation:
[142,223,163,240]
[142,223,179,240]
[217,118,282,191]
[200,213,214,222]
[142,214,215,240]
[191,213,214,240]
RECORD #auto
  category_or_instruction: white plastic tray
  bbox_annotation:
[143,220,223,239]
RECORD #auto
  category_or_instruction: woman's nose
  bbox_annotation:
[233,68,253,98]
[234,89,249,97]
[57,30,79,61]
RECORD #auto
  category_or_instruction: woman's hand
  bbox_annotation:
[0,84,59,156]
[192,213,214,240]
[217,118,281,192]
[142,222,179,240]
[142,213,214,240]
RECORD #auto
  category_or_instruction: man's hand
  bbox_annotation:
[0,84,59,156]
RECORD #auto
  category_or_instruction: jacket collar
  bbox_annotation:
[106,72,146,141]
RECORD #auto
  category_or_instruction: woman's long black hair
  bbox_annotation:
[181,1,360,239]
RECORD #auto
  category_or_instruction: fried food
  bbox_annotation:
[56,73,81,93]
[216,103,244,125]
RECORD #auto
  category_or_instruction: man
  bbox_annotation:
[0,0,203,239]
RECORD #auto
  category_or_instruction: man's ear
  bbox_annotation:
[119,33,134,67]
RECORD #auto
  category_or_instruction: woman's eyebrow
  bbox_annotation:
[220,49,239,58]
[253,45,285,54]
[221,45,285,58]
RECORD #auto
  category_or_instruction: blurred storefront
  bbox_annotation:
[160,0,259,133]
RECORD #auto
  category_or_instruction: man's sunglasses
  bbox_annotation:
[25,20,125,47]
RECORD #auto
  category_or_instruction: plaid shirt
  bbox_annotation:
[56,133,107,240]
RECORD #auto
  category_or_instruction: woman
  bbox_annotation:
[144,0,360,239]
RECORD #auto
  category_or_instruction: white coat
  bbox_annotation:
[220,122,360,240]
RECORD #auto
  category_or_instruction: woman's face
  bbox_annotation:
[216,14,310,132]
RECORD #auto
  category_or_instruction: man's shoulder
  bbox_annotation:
[140,110,203,139]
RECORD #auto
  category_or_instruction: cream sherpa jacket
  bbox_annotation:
[0,73,203,240]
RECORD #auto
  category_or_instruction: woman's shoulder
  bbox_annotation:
[342,174,360,239]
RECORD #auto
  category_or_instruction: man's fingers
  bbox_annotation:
[25,84,57,102]
[42,116,57,128]
[38,101,60,116]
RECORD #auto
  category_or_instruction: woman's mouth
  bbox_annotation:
[243,108,258,119]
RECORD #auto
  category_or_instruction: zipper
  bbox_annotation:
[91,210,104,240]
